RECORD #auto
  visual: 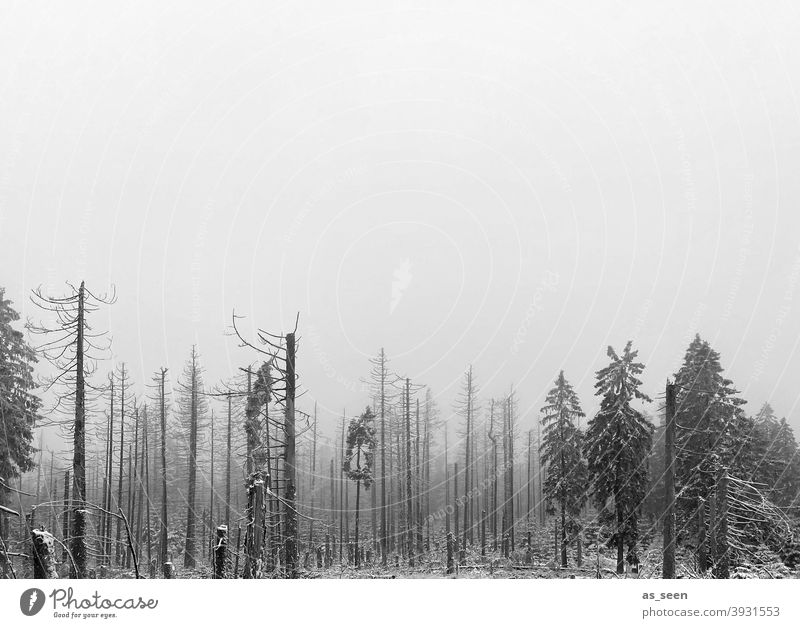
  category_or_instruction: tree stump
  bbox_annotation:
[446,532,455,575]
[163,561,174,579]
[31,529,57,578]
[214,525,228,579]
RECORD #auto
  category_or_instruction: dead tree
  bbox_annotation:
[102,373,114,564]
[225,393,233,532]
[178,347,206,569]
[127,403,140,568]
[446,531,455,575]
[214,525,227,578]
[232,312,302,578]
[455,366,478,548]
[713,468,729,579]
[308,403,318,548]
[662,381,676,579]
[423,388,435,551]
[404,378,414,567]
[242,361,271,578]
[453,461,459,562]
[28,281,115,578]
[31,529,58,578]
[339,413,346,563]
[487,400,498,551]
[367,348,392,565]
[444,428,450,536]
[415,398,423,556]
[284,333,298,576]
[61,470,70,563]
[115,363,131,566]
[208,409,216,566]
[155,368,169,572]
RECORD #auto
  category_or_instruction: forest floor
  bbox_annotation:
[85,546,706,579]
[46,528,798,579]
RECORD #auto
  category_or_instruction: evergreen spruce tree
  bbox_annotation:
[772,418,800,509]
[540,370,588,568]
[672,334,746,531]
[750,404,800,508]
[0,289,41,574]
[343,407,377,568]
[584,342,653,574]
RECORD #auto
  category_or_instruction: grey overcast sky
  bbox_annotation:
[2,0,799,438]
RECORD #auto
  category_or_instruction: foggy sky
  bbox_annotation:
[2,0,800,441]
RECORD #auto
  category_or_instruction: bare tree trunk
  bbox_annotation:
[284,332,298,577]
[404,378,414,567]
[354,448,361,569]
[662,381,676,579]
[616,499,624,575]
[444,430,450,536]
[143,408,152,573]
[697,497,708,573]
[560,500,568,568]
[329,458,335,549]
[184,350,199,569]
[48,454,55,535]
[225,393,232,532]
[70,281,86,579]
[527,429,532,548]
[446,531,455,575]
[502,399,510,559]
[31,529,58,578]
[124,444,133,568]
[62,470,70,564]
[453,461,459,563]
[243,474,265,578]
[415,398,423,556]
[129,406,140,568]
[103,375,114,565]
[115,364,127,566]
[339,414,345,564]
[714,469,729,579]
[158,368,169,570]
[507,395,515,552]
[214,525,227,579]
[378,348,388,566]
[464,367,473,547]
[488,400,497,552]
[538,420,544,526]
[308,404,318,548]
[424,393,431,551]
[209,410,215,567]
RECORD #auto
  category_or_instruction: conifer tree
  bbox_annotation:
[673,335,746,531]
[584,342,653,574]
[343,406,376,568]
[0,289,41,576]
[750,403,800,507]
[540,370,587,568]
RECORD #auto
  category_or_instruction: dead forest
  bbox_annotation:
[1,282,799,580]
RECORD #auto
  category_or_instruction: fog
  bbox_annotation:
[2,0,799,438]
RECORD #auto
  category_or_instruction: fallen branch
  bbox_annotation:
[0,504,21,517]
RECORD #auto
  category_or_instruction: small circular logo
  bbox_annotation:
[20,588,45,616]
